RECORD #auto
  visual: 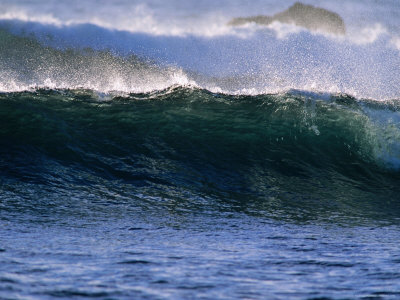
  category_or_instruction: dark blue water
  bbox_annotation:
[3,213,400,299]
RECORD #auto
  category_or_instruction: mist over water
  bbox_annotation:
[1,1,400,299]
[0,0,399,98]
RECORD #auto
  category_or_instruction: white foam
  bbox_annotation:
[347,23,388,45]
[0,10,63,26]
[0,4,235,38]
[391,36,400,51]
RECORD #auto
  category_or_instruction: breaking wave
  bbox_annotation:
[1,1,400,220]
[1,86,400,221]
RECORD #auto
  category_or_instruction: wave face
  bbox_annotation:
[1,87,400,221]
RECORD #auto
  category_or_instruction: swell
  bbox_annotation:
[1,87,400,221]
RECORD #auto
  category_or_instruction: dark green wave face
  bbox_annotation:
[1,87,400,223]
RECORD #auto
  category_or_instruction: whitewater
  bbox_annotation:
[1,1,400,299]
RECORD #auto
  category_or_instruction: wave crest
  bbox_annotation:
[0,28,194,93]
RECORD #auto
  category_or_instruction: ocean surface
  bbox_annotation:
[1,1,400,299]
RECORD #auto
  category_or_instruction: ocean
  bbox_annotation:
[1,1,400,299]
